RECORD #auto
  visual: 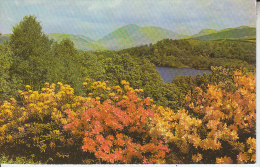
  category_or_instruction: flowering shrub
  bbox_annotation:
[64,80,169,163]
[0,72,255,164]
[0,79,169,163]
[0,82,87,163]
[153,71,256,164]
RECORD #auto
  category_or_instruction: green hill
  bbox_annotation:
[0,34,11,43]
[140,26,189,42]
[47,33,105,51]
[191,29,218,38]
[192,26,256,41]
[96,24,187,49]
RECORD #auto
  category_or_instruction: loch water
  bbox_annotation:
[156,67,211,83]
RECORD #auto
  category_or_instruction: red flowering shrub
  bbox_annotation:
[63,81,169,163]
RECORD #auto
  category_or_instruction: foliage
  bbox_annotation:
[0,42,13,100]
[0,42,22,100]
[9,15,52,90]
[0,155,43,164]
[46,39,85,95]
[153,71,256,163]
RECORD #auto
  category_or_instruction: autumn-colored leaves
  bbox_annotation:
[0,71,256,164]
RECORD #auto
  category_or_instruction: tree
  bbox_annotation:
[9,15,52,90]
[47,39,84,95]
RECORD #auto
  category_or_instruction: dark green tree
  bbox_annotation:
[47,39,86,95]
[9,15,52,90]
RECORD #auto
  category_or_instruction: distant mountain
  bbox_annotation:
[192,26,256,41]
[0,33,105,51]
[0,34,11,43]
[191,29,218,38]
[95,24,187,49]
[47,33,104,51]
[1,26,256,51]
[140,26,189,42]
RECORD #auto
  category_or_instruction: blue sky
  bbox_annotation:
[0,0,256,40]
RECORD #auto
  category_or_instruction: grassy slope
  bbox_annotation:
[192,26,256,41]
[191,29,218,38]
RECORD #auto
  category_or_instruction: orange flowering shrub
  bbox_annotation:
[63,80,169,164]
[153,71,256,164]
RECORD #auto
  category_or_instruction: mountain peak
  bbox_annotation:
[198,29,217,35]
[125,24,139,27]
[96,24,186,49]
[119,24,140,30]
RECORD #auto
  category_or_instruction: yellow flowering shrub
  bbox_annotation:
[83,79,144,102]
[153,71,256,164]
[0,82,87,163]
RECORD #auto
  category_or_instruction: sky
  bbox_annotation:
[0,0,256,40]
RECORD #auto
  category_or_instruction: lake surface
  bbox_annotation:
[156,67,211,83]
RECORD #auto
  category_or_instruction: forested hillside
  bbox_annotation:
[0,16,256,164]
[118,38,256,70]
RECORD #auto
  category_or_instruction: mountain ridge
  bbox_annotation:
[0,25,256,50]
[47,33,104,51]
[191,26,256,41]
